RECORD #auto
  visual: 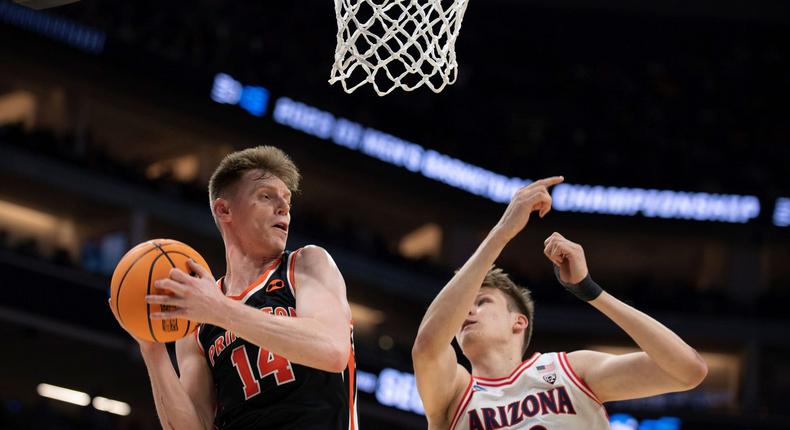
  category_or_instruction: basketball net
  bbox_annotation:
[329,0,470,96]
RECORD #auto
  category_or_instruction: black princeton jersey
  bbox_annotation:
[195,248,358,430]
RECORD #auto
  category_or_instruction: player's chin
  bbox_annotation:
[458,336,482,357]
[457,331,477,348]
[270,235,287,253]
[265,242,285,257]
[258,236,286,256]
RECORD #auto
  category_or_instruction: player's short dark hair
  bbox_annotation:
[208,146,301,206]
[481,267,535,358]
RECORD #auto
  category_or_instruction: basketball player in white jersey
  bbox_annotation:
[412,176,708,430]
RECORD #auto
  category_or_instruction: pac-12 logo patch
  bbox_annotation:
[537,361,557,384]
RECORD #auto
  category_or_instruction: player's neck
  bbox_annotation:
[222,242,281,297]
[469,347,524,380]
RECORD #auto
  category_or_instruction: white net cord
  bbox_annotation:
[329,0,470,96]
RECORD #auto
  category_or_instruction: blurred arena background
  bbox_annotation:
[1,0,789,428]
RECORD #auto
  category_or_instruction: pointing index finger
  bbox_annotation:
[533,176,565,188]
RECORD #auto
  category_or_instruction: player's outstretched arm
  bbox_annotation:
[412,177,563,425]
[138,340,215,430]
[543,233,709,403]
[148,246,351,373]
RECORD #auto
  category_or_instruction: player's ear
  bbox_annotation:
[213,197,232,222]
[512,313,528,335]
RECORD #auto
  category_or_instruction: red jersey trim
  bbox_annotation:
[448,377,474,430]
[559,351,603,405]
[473,352,542,387]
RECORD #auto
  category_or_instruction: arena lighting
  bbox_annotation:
[609,413,681,430]
[373,368,425,415]
[0,1,105,53]
[212,73,763,224]
[399,223,442,260]
[355,368,425,414]
[348,302,386,326]
[0,199,64,231]
[92,396,131,416]
[36,383,91,406]
[271,96,528,204]
[211,73,269,117]
[552,184,760,224]
[37,384,131,415]
[356,370,378,394]
[773,197,790,227]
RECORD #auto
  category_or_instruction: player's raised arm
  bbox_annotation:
[412,176,563,425]
[542,232,709,402]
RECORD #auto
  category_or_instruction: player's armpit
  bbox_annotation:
[176,336,216,430]
[567,350,703,403]
[412,342,470,426]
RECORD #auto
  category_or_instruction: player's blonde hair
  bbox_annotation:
[208,145,301,205]
[481,267,535,358]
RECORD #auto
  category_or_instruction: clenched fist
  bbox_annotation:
[543,232,588,285]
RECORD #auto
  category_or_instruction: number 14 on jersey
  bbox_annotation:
[230,345,296,400]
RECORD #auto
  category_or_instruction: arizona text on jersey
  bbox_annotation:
[449,352,609,430]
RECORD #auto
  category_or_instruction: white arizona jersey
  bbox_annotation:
[449,352,610,430]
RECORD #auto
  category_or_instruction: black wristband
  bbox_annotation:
[553,265,604,301]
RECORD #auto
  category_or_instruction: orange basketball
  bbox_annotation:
[109,239,212,343]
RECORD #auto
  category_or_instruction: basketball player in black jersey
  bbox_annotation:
[119,146,357,430]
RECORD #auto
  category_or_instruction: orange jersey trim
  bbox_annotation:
[217,257,283,301]
[194,324,204,354]
[287,247,305,294]
[347,343,357,430]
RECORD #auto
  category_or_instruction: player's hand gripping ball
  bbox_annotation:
[109,239,212,343]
